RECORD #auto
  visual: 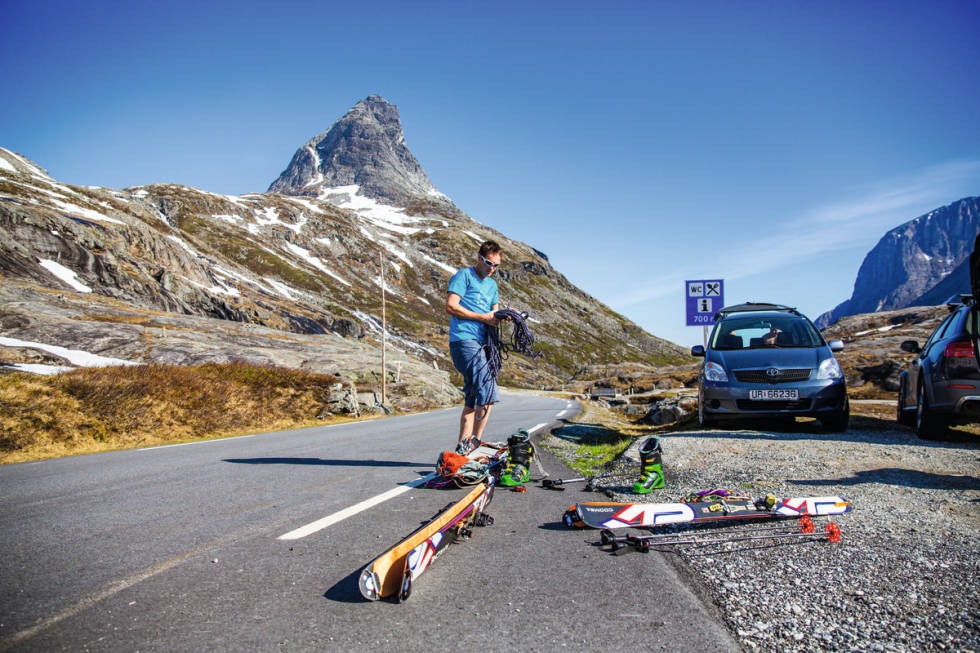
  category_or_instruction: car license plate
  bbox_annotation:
[749,389,799,400]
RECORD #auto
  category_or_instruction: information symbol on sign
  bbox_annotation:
[685,278,725,327]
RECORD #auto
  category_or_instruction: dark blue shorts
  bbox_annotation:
[450,339,499,408]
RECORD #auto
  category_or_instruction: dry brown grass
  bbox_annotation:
[0,362,352,463]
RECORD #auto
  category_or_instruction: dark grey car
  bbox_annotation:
[896,295,980,439]
[691,303,849,431]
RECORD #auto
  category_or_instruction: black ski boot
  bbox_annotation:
[632,437,664,494]
[500,429,533,487]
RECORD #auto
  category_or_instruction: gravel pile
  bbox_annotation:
[542,411,979,652]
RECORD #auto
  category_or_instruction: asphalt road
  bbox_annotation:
[0,391,738,652]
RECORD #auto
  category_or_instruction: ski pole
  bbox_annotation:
[541,477,586,490]
[599,515,820,546]
[609,521,841,554]
[541,476,600,491]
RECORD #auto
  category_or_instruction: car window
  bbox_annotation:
[712,315,821,349]
[922,311,958,354]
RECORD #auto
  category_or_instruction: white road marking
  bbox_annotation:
[135,433,257,451]
[277,473,437,540]
[276,423,552,540]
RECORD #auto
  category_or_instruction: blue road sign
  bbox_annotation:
[686,279,724,327]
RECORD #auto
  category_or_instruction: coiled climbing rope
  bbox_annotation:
[480,307,540,384]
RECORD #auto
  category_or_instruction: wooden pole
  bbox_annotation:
[380,252,387,406]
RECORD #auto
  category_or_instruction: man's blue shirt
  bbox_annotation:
[448,266,498,342]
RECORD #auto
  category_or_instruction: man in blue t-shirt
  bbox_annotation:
[445,240,505,454]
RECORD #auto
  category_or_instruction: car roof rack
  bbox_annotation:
[944,293,975,309]
[713,302,803,320]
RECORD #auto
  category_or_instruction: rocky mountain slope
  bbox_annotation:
[0,96,686,406]
[817,196,979,327]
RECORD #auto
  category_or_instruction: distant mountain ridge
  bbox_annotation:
[817,196,980,327]
[0,95,686,399]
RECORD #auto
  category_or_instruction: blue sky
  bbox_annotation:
[2,0,979,348]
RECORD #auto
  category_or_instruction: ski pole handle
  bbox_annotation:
[542,477,588,490]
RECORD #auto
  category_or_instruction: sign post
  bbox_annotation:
[685,279,724,345]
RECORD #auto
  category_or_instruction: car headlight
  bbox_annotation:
[703,361,729,382]
[816,357,843,380]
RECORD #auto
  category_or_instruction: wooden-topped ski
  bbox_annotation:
[564,495,851,530]
[359,480,495,602]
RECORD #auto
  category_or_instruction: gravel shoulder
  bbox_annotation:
[541,402,980,652]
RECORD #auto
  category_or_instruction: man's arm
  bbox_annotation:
[446,292,500,326]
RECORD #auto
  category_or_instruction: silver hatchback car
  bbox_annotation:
[691,303,849,431]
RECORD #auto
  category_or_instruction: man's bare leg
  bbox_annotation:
[471,404,493,440]
[458,406,476,442]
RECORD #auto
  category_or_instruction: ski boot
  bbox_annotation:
[500,429,534,487]
[632,437,664,494]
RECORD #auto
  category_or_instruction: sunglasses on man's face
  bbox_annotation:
[480,255,500,269]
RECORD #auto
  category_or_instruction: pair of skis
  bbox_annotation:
[564,494,851,530]
[359,479,496,602]
[359,441,510,602]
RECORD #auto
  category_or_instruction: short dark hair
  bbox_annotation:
[479,240,502,257]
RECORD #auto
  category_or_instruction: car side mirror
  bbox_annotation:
[827,339,844,352]
[900,340,921,354]
[691,345,705,357]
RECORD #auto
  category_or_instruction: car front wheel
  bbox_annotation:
[698,388,715,428]
[820,396,849,432]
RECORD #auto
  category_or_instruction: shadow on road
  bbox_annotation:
[789,468,980,491]
[324,568,366,603]
[223,457,432,467]
[664,415,980,450]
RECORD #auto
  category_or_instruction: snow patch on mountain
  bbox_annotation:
[0,336,136,369]
[38,258,92,292]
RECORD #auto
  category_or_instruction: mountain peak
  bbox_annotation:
[268,95,443,207]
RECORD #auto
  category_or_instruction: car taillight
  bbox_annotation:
[943,339,980,382]
[944,340,975,358]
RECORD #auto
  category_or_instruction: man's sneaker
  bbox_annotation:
[455,436,481,456]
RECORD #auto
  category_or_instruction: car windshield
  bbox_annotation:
[711,315,822,350]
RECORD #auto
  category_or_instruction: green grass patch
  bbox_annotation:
[568,437,633,475]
